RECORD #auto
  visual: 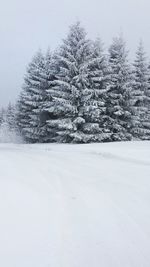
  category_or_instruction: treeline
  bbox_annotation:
[1,22,150,143]
[0,103,21,143]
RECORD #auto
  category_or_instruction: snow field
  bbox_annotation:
[0,141,150,267]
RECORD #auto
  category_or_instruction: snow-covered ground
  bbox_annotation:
[0,141,150,267]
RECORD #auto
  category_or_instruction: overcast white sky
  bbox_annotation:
[0,0,150,107]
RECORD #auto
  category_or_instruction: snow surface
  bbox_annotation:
[0,141,150,267]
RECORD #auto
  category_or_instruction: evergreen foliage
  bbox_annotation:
[17,50,54,143]
[131,41,150,139]
[46,22,92,143]
[0,103,21,143]
[79,39,111,142]
[106,35,132,141]
[14,23,150,144]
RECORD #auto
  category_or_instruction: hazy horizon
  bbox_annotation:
[0,0,150,107]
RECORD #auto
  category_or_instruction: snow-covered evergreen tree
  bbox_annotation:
[131,41,150,139]
[40,49,58,142]
[17,50,53,142]
[16,24,150,144]
[77,39,111,142]
[106,35,132,141]
[0,108,5,126]
[6,103,15,130]
[46,22,92,143]
[0,103,21,143]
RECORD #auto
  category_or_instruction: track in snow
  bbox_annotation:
[0,141,150,267]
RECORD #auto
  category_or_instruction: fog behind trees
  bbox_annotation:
[0,0,150,107]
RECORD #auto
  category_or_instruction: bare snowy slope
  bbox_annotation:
[0,141,150,267]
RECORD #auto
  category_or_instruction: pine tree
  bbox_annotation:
[106,35,132,141]
[0,103,21,143]
[77,39,111,142]
[131,41,150,140]
[17,50,52,143]
[0,115,11,143]
[0,108,5,126]
[40,49,58,142]
[46,22,92,143]
[6,103,15,130]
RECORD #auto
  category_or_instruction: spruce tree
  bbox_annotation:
[77,39,111,142]
[6,103,16,130]
[106,35,132,141]
[17,50,52,142]
[131,41,150,140]
[46,22,92,143]
[40,49,58,142]
[0,108,5,126]
[0,103,21,143]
